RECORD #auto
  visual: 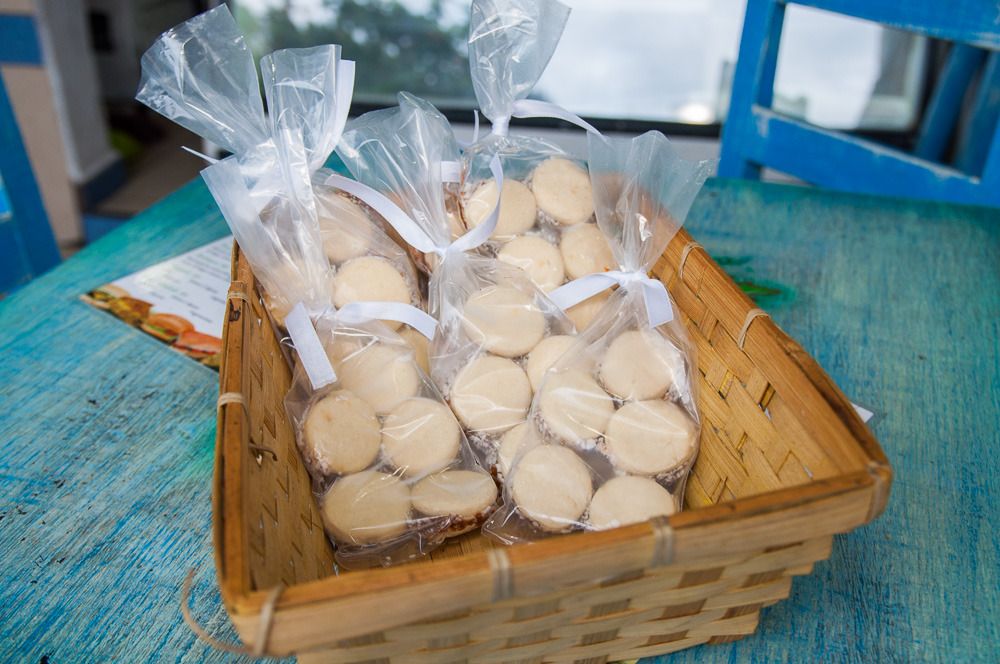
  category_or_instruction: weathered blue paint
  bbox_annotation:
[720,0,1000,207]
[0,15,43,65]
[0,177,998,662]
[0,69,59,297]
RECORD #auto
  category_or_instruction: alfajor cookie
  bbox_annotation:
[397,325,430,375]
[498,235,565,292]
[599,329,687,401]
[331,256,411,330]
[531,158,593,226]
[603,400,697,476]
[560,223,616,279]
[524,335,576,392]
[461,286,545,358]
[537,369,615,442]
[497,421,530,476]
[317,194,373,264]
[511,445,593,532]
[411,470,498,531]
[587,475,677,530]
[450,354,532,433]
[335,342,421,415]
[321,470,411,544]
[565,290,611,331]
[381,398,461,477]
[464,178,536,239]
[302,390,381,475]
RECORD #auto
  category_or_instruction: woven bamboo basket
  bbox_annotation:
[214,228,892,662]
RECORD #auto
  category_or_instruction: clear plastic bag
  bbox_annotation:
[336,93,575,474]
[457,0,613,329]
[284,313,497,568]
[136,7,421,328]
[485,131,713,543]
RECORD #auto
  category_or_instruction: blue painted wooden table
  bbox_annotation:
[1,178,997,662]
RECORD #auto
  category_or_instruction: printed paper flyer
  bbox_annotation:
[82,237,233,369]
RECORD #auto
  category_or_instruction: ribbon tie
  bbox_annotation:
[549,269,674,329]
[326,154,504,259]
[284,301,438,390]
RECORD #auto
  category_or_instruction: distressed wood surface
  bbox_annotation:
[0,177,997,662]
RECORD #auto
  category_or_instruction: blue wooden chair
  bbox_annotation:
[0,12,60,296]
[720,0,1000,207]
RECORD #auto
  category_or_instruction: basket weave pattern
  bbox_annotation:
[214,229,891,661]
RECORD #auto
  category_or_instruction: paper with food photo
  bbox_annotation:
[82,236,233,369]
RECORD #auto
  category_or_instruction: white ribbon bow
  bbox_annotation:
[325,154,504,259]
[463,100,600,143]
[284,301,438,390]
[549,269,674,329]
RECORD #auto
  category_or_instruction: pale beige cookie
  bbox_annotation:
[331,256,411,329]
[398,326,430,375]
[321,470,411,544]
[537,369,615,443]
[303,390,381,475]
[381,398,461,477]
[531,158,593,226]
[560,223,616,279]
[497,422,531,476]
[587,475,677,531]
[317,193,372,264]
[525,335,576,392]
[498,235,565,292]
[411,470,498,529]
[335,342,421,415]
[599,329,687,400]
[461,286,545,358]
[603,400,697,476]
[511,445,592,532]
[450,354,531,433]
[464,178,536,240]
[565,290,611,331]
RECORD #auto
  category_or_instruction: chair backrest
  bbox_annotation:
[0,11,60,297]
[720,0,1000,207]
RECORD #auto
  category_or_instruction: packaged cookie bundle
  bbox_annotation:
[284,307,498,568]
[136,7,421,330]
[458,0,612,331]
[332,93,575,474]
[485,132,713,542]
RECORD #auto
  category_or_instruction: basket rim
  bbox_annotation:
[212,231,892,647]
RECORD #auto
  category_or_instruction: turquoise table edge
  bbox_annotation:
[1,175,998,662]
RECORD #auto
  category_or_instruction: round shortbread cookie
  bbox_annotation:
[599,329,687,401]
[538,369,615,443]
[397,326,430,375]
[450,355,532,433]
[303,390,381,475]
[321,470,411,544]
[318,194,372,264]
[525,335,576,392]
[461,286,545,358]
[465,178,536,240]
[511,445,593,532]
[381,398,461,477]
[603,400,697,476]
[565,290,611,331]
[587,475,677,531]
[335,342,421,415]
[531,158,593,226]
[331,256,411,329]
[560,223,616,280]
[498,422,531,476]
[498,235,565,292]
[411,470,498,521]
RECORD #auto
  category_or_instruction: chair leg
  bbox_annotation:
[914,43,985,162]
[719,0,785,180]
